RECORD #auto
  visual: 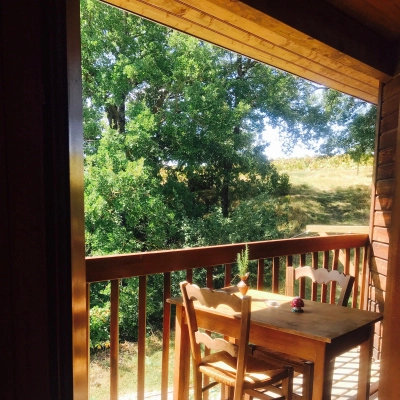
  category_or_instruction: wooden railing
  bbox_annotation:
[86,234,369,400]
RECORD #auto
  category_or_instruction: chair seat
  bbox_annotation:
[253,348,312,370]
[253,346,314,400]
[199,351,290,388]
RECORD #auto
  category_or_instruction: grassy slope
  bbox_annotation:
[272,155,373,236]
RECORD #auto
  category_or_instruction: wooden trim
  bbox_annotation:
[0,4,12,394]
[371,241,389,260]
[224,263,232,287]
[370,257,388,276]
[377,162,395,180]
[2,0,86,398]
[360,245,369,307]
[378,146,396,166]
[272,257,279,293]
[372,226,390,243]
[67,0,89,394]
[240,0,395,77]
[137,276,147,400]
[380,78,400,398]
[306,225,369,234]
[374,195,392,211]
[86,235,369,282]
[373,211,391,227]
[257,259,264,291]
[102,0,381,103]
[161,273,171,399]
[110,280,119,400]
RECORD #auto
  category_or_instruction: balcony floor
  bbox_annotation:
[119,347,380,400]
[292,346,380,400]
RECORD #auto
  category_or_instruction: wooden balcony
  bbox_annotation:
[114,347,380,399]
[86,234,378,399]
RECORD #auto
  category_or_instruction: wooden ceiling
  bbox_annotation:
[102,0,400,104]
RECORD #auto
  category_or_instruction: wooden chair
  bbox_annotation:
[180,281,293,400]
[254,267,355,400]
[286,266,355,307]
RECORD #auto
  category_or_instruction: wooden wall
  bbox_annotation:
[1,0,87,398]
[369,76,400,359]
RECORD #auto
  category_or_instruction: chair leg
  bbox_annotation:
[300,361,314,400]
[220,384,225,400]
[221,383,232,400]
[281,366,294,400]
[193,370,203,400]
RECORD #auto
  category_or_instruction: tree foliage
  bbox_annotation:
[277,88,376,161]
[81,0,375,346]
[81,0,296,255]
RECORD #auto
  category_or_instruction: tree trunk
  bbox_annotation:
[221,159,232,218]
[106,96,126,134]
[221,179,229,218]
[117,101,125,134]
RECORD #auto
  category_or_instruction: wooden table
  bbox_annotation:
[168,289,383,400]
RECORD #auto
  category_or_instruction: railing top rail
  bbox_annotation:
[86,234,369,283]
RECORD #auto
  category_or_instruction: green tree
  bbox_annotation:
[81,0,372,342]
[319,91,376,162]
[276,88,376,161]
[84,129,184,254]
[81,0,296,224]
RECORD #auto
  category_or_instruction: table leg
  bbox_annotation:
[322,358,335,400]
[357,327,373,400]
[173,304,190,400]
[308,341,338,400]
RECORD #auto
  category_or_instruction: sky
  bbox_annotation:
[263,127,316,160]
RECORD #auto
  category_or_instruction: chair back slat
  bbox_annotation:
[286,266,355,306]
[195,331,238,357]
[185,283,243,312]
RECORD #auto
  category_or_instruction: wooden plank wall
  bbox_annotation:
[369,75,400,359]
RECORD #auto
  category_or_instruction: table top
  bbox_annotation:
[168,288,383,343]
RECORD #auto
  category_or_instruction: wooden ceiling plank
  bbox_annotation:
[199,0,391,81]
[102,0,379,103]
[325,0,400,41]
[237,0,396,77]
[182,0,380,88]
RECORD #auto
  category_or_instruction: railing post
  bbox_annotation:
[173,303,190,400]
[352,247,360,308]
[257,259,264,291]
[161,273,171,400]
[138,275,147,400]
[224,263,232,287]
[272,257,279,293]
[110,279,119,400]
[85,234,370,398]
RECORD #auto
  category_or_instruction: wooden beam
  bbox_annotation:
[306,225,369,234]
[379,77,400,398]
[240,0,396,78]
[102,0,381,103]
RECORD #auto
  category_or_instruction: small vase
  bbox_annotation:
[237,275,250,296]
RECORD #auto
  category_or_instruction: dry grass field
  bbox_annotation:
[272,155,373,236]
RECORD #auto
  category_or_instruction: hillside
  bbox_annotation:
[272,155,374,236]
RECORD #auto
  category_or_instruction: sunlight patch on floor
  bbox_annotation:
[119,346,380,399]
[291,346,380,400]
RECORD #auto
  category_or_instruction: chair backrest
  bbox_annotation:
[285,266,355,306]
[180,281,251,394]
